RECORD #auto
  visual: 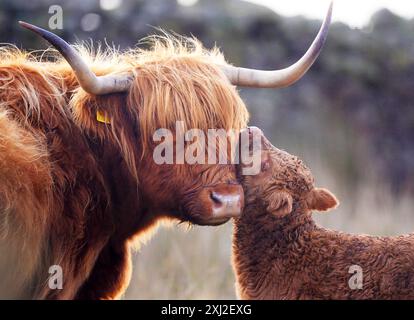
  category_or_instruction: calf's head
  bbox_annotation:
[238,127,339,218]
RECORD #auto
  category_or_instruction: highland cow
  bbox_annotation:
[0,5,331,299]
[0,35,247,300]
[233,127,414,300]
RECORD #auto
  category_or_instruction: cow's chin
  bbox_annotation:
[186,215,231,226]
[179,205,233,226]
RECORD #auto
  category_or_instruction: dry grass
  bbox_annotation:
[124,223,237,299]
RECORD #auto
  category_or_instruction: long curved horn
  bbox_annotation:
[19,21,133,95]
[221,1,333,88]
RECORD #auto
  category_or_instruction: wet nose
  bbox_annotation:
[210,188,244,219]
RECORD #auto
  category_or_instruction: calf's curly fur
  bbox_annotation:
[233,127,414,300]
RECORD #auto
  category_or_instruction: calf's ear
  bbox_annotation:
[306,188,338,212]
[267,190,293,217]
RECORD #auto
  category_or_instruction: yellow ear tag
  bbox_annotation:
[96,110,111,124]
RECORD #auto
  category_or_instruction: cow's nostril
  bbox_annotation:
[209,189,243,219]
[210,192,223,205]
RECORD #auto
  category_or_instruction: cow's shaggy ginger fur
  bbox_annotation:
[233,127,414,300]
[0,37,248,299]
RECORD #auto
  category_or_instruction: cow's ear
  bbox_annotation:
[306,188,338,212]
[267,190,293,217]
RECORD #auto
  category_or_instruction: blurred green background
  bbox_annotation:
[2,0,414,299]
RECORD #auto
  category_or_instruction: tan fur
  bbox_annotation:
[0,110,52,298]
